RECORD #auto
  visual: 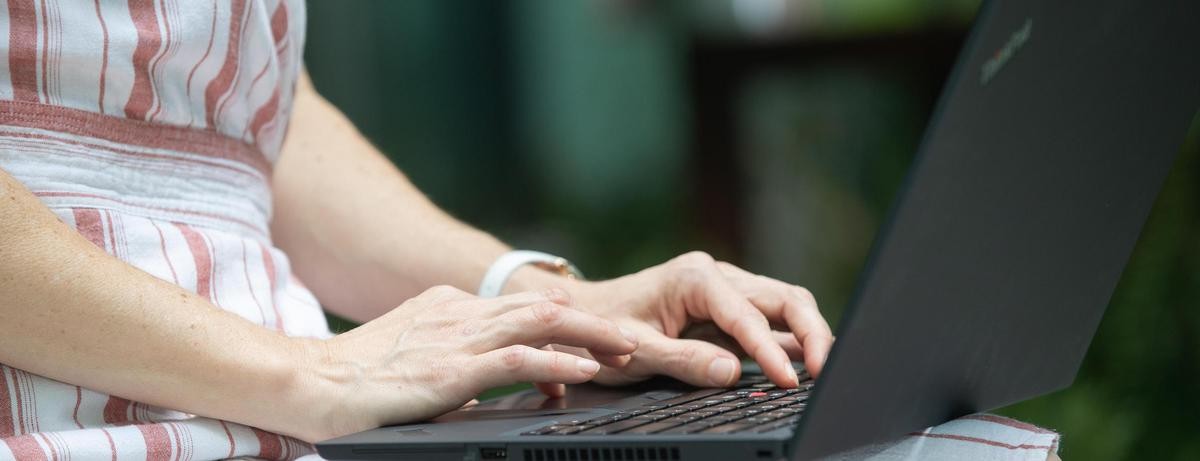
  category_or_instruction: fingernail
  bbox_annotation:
[786,362,799,386]
[619,327,638,345]
[707,358,737,386]
[577,359,600,374]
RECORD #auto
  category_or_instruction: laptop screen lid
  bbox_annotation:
[790,0,1200,458]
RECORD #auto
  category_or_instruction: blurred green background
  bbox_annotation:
[303,1,1200,459]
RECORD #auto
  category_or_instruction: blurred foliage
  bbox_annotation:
[304,1,1198,458]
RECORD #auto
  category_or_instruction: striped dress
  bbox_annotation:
[0,0,330,459]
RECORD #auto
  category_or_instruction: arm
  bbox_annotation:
[0,168,629,442]
[271,71,562,323]
[271,72,834,390]
[0,169,307,436]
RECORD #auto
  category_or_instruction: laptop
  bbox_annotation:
[317,0,1200,459]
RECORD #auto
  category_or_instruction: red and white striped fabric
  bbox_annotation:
[0,0,327,459]
[0,1,1061,460]
[824,414,1060,460]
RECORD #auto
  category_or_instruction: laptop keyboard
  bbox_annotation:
[521,373,814,436]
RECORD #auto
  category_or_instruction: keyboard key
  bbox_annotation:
[705,414,743,425]
[605,413,632,422]
[659,422,715,435]
[654,389,726,408]
[743,416,778,425]
[665,415,704,424]
[737,376,768,385]
[520,426,559,436]
[552,426,586,435]
[776,394,808,404]
[624,421,684,435]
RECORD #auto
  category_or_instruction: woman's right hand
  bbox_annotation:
[294,285,639,442]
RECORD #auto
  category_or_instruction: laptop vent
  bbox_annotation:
[522,446,680,461]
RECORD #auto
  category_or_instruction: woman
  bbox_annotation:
[0,1,1058,460]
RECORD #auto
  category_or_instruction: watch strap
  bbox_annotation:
[477,250,583,298]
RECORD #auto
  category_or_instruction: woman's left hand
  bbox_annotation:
[538,251,834,396]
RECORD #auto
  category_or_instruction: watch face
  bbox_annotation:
[533,259,579,279]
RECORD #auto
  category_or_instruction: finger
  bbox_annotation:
[678,323,743,356]
[764,283,833,377]
[541,345,640,386]
[484,302,639,355]
[533,347,628,395]
[775,331,805,360]
[627,338,742,387]
[592,353,632,369]
[474,345,601,391]
[716,264,834,377]
[535,382,566,398]
[476,287,575,316]
[791,299,833,377]
[678,327,802,360]
[535,345,568,398]
[692,269,797,387]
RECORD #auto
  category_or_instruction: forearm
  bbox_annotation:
[272,73,568,322]
[0,170,315,440]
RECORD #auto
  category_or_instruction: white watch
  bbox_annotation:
[477,250,583,298]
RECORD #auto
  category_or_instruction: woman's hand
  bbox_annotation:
[296,285,638,442]
[547,251,833,393]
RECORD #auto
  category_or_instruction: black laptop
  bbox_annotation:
[317,0,1200,459]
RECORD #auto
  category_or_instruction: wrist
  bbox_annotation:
[505,264,588,296]
[480,250,583,297]
[272,336,345,442]
[507,267,615,318]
